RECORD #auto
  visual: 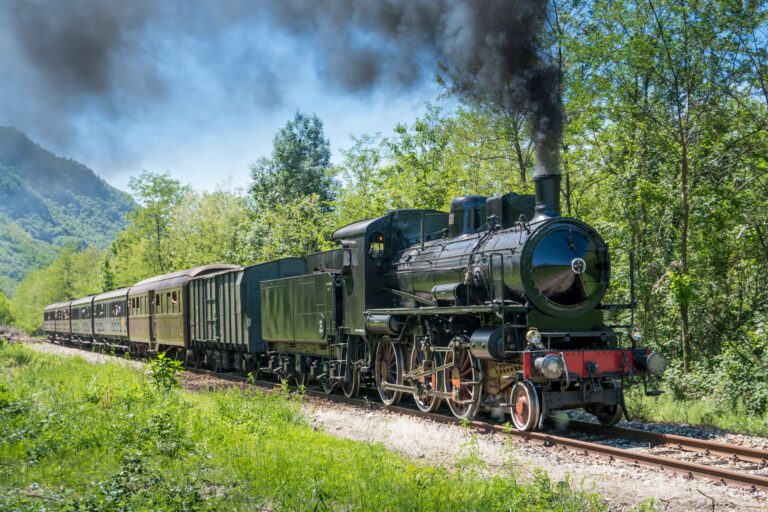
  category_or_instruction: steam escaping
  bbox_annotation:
[0,0,562,174]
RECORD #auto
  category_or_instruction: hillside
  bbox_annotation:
[0,127,135,294]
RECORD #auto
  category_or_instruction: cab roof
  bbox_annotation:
[331,209,446,241]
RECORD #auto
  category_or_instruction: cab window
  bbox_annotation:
[369,232,385,258]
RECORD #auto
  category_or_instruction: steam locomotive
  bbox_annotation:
[44,169,666,431]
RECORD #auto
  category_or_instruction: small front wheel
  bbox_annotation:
[594,404,623,426]
[508,381,541,431]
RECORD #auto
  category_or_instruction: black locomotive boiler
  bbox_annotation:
[45,167,666,431]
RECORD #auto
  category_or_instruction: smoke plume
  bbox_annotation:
[0,0,562,173]
[262,0,563,173]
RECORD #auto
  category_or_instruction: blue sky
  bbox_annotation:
[0,2,447,193]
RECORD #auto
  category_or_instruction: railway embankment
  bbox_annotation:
[7,340,768,511]
[1,341,607,511]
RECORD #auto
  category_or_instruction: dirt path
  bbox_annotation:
[22,340,768,511]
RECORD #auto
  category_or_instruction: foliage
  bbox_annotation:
[248,112,336,259]
[0,345,608,511]
[0,292,13,326]
[10,244,105,332]
[146,352,184,391]
[167,187,253,268]
[247,193,336,262]
[250,111,335,210]
[112,171,190,279]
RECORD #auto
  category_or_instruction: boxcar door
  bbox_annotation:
[149,290,157,343]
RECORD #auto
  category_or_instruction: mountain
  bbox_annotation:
[0,127,135,294]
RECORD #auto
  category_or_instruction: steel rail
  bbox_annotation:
[567,419,768,465]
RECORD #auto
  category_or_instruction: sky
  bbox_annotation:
[0,1,556,195]
[0,2,445,193]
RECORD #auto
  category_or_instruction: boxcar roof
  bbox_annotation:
[44,301,71,311]
[70,296,95,307]
[94,288,130,302]
[130,264,240,294]
[188,265,244,281]
[244,257,306,271]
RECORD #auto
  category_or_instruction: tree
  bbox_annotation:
[248,194,335,262]
[11,244,104,331]
[563,0,768,371]
[0,292,13,326]
[250,112,334,209]
[168,188,253,267]
[248,112,336,258]
[109,171,189,281]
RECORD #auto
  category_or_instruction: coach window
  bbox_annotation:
[369,232,385,258]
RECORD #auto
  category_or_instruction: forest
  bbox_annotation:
[3,1,767,428]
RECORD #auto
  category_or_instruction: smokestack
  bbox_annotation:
[529,67,563,220]
[533,170,561,219]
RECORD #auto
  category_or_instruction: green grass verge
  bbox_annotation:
[0,342,617,511]
[626,386,768,436]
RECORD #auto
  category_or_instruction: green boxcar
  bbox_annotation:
[93,288,129,342]
[189,258,306,355]
[70,296,94,340]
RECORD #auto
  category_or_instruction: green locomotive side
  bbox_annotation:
[261,272,339,356]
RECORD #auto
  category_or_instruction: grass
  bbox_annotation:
[625,386,768,436]
[0,341,616,512]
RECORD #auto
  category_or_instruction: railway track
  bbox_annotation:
[186,368,768,492]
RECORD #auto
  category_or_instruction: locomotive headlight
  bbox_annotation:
[646,352,667,376]
[526,328,542,346]
[630,327,643,342]
[535,354,564,379]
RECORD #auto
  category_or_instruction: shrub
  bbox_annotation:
[146,352,184,391]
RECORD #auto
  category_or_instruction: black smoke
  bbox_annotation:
[262,0,563,174]
[0,0,562,173]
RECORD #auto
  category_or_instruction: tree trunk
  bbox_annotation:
[680,142,691,372]
[514,137,526,184]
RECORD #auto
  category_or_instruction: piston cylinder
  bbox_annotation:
[365,314,405,336]
[468,326,508,360]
